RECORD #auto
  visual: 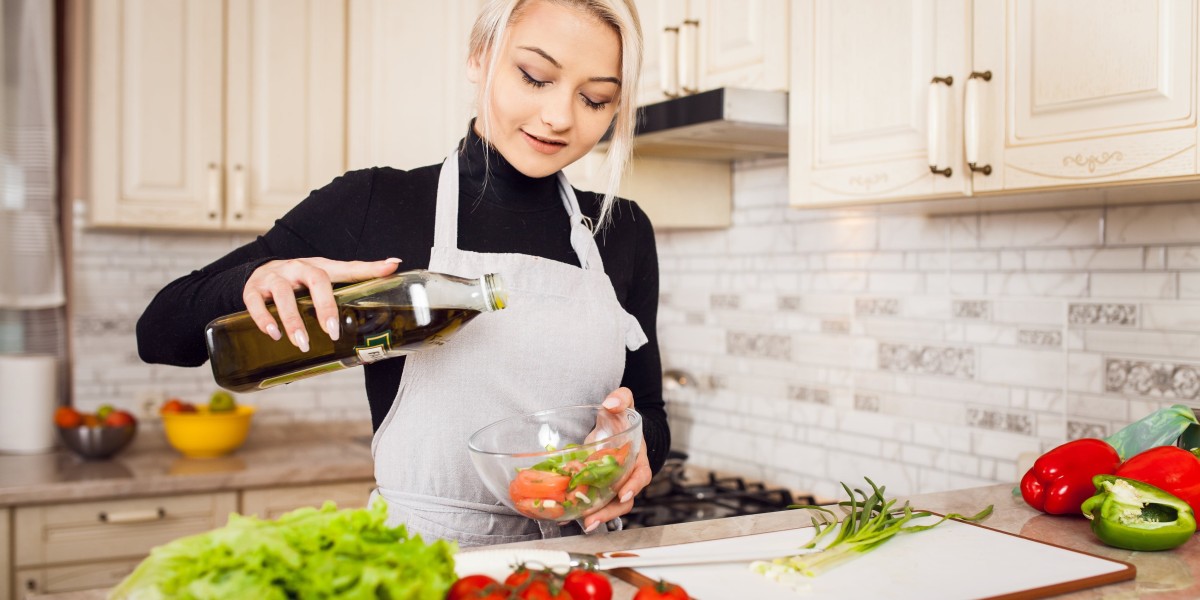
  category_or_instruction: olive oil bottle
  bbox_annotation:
[205,270,506,392]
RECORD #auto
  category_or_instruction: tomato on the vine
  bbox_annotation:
[633,579,689,600]
[504,565,554,589]
[446,574,509,600]
[516,580,571,600]
[563,569,612,600]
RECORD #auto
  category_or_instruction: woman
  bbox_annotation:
[136,0,668,546]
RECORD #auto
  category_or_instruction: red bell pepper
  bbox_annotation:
[1114,445,1200,518]
[1020,438,1121,515]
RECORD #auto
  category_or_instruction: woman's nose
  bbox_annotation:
[540,89,575,132]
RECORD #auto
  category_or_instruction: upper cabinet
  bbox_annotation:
[89,0,347,231]
[345,0,483,171]
[790,0,1200,208]
[635,0,788,106]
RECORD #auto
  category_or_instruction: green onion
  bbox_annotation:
[751,477,993,582]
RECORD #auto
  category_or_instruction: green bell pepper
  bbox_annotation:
[1081,475,1197,552]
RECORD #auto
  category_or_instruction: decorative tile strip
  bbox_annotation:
[727,331,792,360]
[878,343,975,379]
[708,375,728,390]
[1068,303,1137,327]
[75,316,137,336]
[1067,420,1108,440]
[855,297,900,316]
[787,385,831,405]
[778,295,803,311]
[1018,329,1063,347]
[821,319,850,334]
[966,408,1033,435]
[953,300,991,320]
[1105,358,1200,400]
[711,294,740,310]
[685,312,705,325]
[854,393,880,412]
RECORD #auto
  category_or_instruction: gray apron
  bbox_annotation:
[370,148,648,547]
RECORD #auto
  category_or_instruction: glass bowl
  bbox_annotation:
[58,424,137,460]
[468,404,641,522]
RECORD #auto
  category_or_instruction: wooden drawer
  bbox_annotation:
[14,492,237,567]
[14,558,142,599]
[241,480,374,520]
[1,508,10,600]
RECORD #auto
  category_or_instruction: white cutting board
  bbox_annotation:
[622,515,1133,600]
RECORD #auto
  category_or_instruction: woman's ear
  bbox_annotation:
[466,53,484,84]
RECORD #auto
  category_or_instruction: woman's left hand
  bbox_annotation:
[580,387,652,533]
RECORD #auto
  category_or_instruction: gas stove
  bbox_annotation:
[624,450,814,528]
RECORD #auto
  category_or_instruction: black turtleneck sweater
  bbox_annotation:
[136,127,668,474]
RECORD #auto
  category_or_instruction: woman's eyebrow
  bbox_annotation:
[518,45,621,86]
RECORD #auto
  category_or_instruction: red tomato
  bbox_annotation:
[516,580,570,600]
[633,580,689,600]
[585,442,632,466]
[160,399,197,414]
[510,469,570,502]
[563,569,612,600]
[504,565,553,588]
[446,575,507,600]
[54,406,82,429]
[562,460,587,475]
[514,498,565,520]
[103,410,137,428]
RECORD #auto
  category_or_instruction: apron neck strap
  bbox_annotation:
[433,148,604,271]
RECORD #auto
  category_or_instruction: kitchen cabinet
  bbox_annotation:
[790,0,1200,209]
[637,0,789,105]
[12,492,237,597]
[88,0,347,231]
[241,480,375,520]
[346,0,483,171]
[1,508,9,600]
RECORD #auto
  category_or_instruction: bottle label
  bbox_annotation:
[354,332,392,364]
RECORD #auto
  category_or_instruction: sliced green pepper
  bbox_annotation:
[1081,475,1197,552]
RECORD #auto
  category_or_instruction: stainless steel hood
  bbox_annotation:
[605,87,789,161]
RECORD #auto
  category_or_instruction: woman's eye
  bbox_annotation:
[581,95,608,111]
[519,68,548,88]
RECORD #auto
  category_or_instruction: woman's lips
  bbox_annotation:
[522,130,567,155]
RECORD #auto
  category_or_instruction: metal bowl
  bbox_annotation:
[57,424,137,460]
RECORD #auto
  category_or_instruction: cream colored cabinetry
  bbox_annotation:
[790,0,1200,209]
[88,0,347,231]
[241,481,376,520]
[346,0,483,171]
[2,508,10,600]
[12,492,237,597]
[637,0,788,105]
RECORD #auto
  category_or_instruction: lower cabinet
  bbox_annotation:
[241,480,376,520]
[1,508,10,600]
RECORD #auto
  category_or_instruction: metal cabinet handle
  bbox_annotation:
[662,26,680,98]
[965,70,993,175]
[99,507,167,524]
[206,162,222,220]
[679,19,700,94]
[927,75,954,178]
[231,163,247,220]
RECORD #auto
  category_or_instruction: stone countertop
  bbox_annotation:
[31,483,1200,599]
[0,421,375,507]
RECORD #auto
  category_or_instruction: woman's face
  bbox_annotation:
[469,0,622,178]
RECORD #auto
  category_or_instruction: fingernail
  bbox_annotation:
[266,324,282,341]
[294,330,309,353]
[621,491,633,503]
[602,397,620,410]
[326,317,340,341]
[384,257,401,264]
[585,520,600,533]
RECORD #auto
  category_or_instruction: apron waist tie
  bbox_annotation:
[374,487,521,516]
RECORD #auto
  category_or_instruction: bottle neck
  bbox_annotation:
[481,273,507,312]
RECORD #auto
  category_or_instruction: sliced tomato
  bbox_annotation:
[515,497,565,520]
[510,469,569,503]
[562,460,587,475]
[585,442,632,466]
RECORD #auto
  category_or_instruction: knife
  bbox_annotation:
[455,545,819,575]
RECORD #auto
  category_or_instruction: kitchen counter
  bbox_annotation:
[29,483,1200,599]
[0,421,375,507]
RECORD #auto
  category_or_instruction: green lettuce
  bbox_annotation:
[109,500,456,600]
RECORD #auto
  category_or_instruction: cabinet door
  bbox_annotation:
[978,0,1198,191]
[89,0,224,229]
[346,0,483,172]
[225,0,347,232]
[689,0,788,92]
[790,0,970,207]
[240,481,375,520]
[1,508,9,600]
[634,0,688,105]
[15,559,143,598]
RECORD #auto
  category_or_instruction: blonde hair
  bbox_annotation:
[469,0,642,230]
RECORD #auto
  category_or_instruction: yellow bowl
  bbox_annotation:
[161,405,255,458]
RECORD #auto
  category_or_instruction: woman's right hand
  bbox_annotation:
[243,257,402,351]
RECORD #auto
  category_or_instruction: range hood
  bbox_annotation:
[604,87,789,160]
